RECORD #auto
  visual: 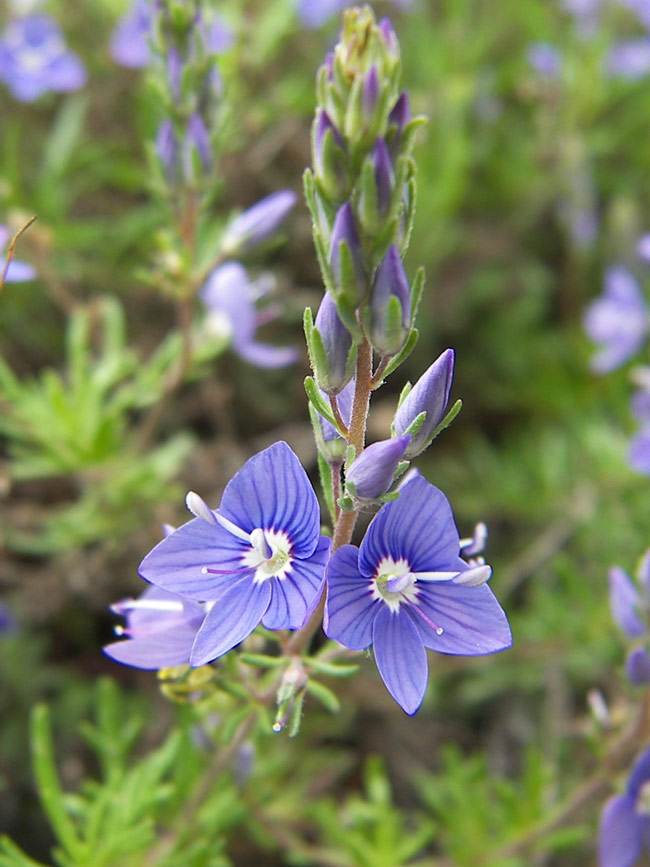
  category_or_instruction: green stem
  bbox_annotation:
[288,336,373,656]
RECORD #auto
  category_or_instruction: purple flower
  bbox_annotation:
[527,42,562,78]
[599,746,650,867]
[104,585,205,670]
[609,566,646,638]
[110,0,151,68]
[393,348,455,458]
[201,261,298,369]
[111,1,234,69]
[139,443,332,667]
[608,39,650,81]
[221,191,298,255]
[324,476,512,715]
[0,15,86,102]
[346,436,411,500]
[583,267,649,373]
[0,225,36,282]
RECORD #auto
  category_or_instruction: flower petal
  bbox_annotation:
[609,566,645,638]
[235,340,299,369]
[324,544,380,650]
[411,583,512,655]
[359,476,466,577]
[598,794,642,867]
[627,745,650,797]
[139,516,251,599]
[104,621,199,670]
[262,535,331,630]
[3,260,36,282]
[190,578,272,666]
[220,442,320,559]
[372,606,428,715]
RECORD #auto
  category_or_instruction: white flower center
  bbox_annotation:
[242,528,293,584]
[372,557,419,612]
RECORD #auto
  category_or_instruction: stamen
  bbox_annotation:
[215,511,252,542]
[412,570,459,582]
[250,528,273,560]
[405,599,444,635]
[385,574,415,593]
[186,491,218,524]
[201,565,252,576]
[111,599,184,615]
[453,564,492,586]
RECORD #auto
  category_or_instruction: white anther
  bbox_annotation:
[186,491,218,524]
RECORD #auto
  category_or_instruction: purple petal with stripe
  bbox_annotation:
[409,583,512,655]
[190,578,272,666]
[598,794,642,867]
[359,476,466,577]
[372,606,428,715]
[117,585,193,634]
[104,620,200,670]
[324,545,380,650]
[139,516,252,599]
[263,535,331,630]
[219,442,320,559]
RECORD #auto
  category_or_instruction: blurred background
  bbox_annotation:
[2,0,650,864]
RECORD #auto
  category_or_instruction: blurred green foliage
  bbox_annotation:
[2,0,650,864]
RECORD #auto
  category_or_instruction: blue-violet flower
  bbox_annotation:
[0,14,86,101]
[583,266,649,373]
[139,442,332,666]
[599,746,650,867]
[324,476,512,714]
[201,261,298,369]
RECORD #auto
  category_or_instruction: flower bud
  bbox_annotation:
[156,120,178,182]
[185,112,211,174]
[387,91,411,158]
[315,379,355,462]
[221,190,297,255]
[368,245,410,356]
[626,646,650,687]
[314,292,355,394]
[358,139,394,236]
[362,65,380,121]
[329,203,367,306]
[393,349,455,458]
[313,110,348,201]
[346,435,410,500]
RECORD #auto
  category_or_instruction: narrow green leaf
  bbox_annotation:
[306,679,341,713]
[304,376,337,428]
[376,328,419,384]
[317,451,337,527]
[30,705,85,861]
